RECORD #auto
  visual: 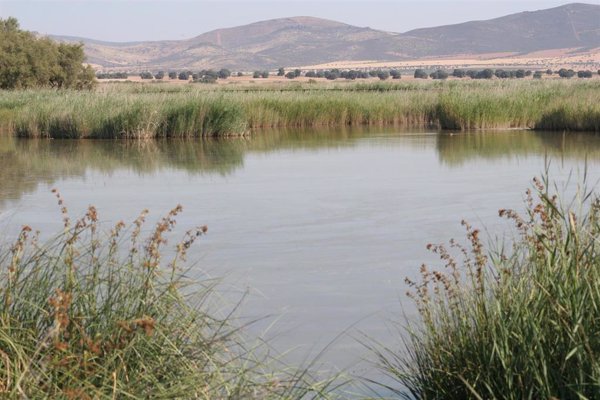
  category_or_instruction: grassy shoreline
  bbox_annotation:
[0,200,341,398]
[373,175,600,399]
[0,80,598,138]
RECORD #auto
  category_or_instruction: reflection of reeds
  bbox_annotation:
[4,126,600,208]
[3,80,598,138]
[0,128,373,206]
[372,174,600,399]
[0,200,340,398]
[436,130,600,166]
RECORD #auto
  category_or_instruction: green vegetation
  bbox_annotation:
[0,17,95,90]
[452,69,466,78]
[218,68,231,79]
[253,71,270,79]
[429,70,449,80]
[376,70,390,81]
[0,80,598,138]
[559,68,577,78]
[414,69,428,79]
[96,72,128,80]
[470,69,495,79]
[374,175,600,399]
[0,198,339,398]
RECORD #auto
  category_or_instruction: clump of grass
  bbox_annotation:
[535,106,600,132]
[374,174,600,399]
[0,192,338,398]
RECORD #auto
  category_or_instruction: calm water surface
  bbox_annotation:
[2,128,600,381]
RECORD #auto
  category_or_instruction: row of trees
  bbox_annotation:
[104,67,403,82]
[558,69,596,78]
[0,17,95,89]
[125,68,237,81]
[276,67,401,81]
[97,66,600,83]
[252,70,270,78]
[96,72,128,79]
[414,68,600,80]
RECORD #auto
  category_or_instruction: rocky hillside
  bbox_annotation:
[51,3,600,70]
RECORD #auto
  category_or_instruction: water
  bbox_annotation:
[1,128,600,388]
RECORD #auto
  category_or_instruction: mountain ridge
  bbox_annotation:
[49,2,600,70]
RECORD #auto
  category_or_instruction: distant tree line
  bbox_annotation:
[97,65,600,84]
[96,72,128,79]
[253,70,270,78]
[280,68,401,81]
[429,70,449,80]
[96,68,239,83]
[0,17,95,89]
[576,70,593,78]
[285,69,302,79]
[412,67,598,80]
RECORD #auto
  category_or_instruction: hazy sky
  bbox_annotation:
[0,0,596,42]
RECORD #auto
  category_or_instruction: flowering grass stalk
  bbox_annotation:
[374,174,600,399]
[0,192,339,399]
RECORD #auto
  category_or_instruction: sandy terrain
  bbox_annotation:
[298,48,600,72]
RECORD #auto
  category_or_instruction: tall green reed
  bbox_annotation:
[373,174,600,399]
[0,192,340,398]
[1,80,598,138]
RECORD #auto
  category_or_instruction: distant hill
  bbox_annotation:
[52,16,422,70]
[50,3,600,71]
[405,2,600,56]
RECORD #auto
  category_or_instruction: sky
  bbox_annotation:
[0,0,597,42]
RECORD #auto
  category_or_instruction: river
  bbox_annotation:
[1,128,599,389]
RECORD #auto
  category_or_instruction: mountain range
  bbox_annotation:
[51,2,600,71]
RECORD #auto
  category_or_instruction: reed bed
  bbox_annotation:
[373,174,600,399]
[0,195,340,398]
[1,80,598,138]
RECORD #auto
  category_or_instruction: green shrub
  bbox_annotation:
[414,69,428,79]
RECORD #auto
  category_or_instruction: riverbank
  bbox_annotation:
[0,201,341,398]
[1,80,598,138]
[375,174,600,399]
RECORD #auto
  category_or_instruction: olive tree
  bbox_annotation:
[414,69,428,79]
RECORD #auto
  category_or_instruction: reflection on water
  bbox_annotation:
[3,129,600,207]
[0,127,381,206]
[0,138,244,205]
[436,131,600,166]
[2,128,600,381]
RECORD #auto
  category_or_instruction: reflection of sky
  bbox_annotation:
[0,1,575,42]
[3,130,600,389]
